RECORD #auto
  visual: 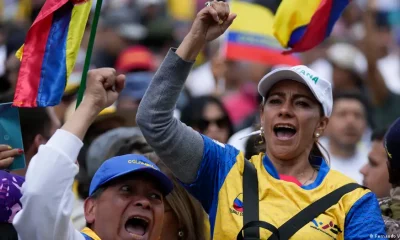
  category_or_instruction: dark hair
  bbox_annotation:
[333,91,375,129]
[146,153,207,240]
[106,135,153,159]
[19,108,51,150]
[180,96,234,139]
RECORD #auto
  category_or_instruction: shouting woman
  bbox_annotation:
[137,1,387,239]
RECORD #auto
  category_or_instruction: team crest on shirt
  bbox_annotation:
[310,218,342,239]
[230,193,243,216]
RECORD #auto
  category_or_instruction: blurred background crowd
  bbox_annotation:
[2,0,400,237]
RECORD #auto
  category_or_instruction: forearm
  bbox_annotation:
[136,49,204,184]
[364,7,389,105]
[62,100,99,140]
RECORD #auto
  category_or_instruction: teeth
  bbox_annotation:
[133,216,148,223]
[275,124,295,130]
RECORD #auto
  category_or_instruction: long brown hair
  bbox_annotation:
[145,153,208,240]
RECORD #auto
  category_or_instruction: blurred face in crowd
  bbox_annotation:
[327,98,366,149]
[360,140,391,198]
[85,173,165,240]
[332,65,358,92]
[198,102,230,143]
[13,108,60,176]
[262,80,328,161]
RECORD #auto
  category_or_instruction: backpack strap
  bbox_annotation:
[270,183,365,240]
[237,159,280,240]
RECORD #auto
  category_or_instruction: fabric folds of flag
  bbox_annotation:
[273,0,350,53]
[13,0,92,107]
[225,0,300,66]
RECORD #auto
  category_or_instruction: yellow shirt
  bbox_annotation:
[182,135,387,239]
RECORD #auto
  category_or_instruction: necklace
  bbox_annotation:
[301,168,316,185]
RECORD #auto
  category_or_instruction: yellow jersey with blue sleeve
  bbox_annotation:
[81,227,101,240]
[183,135,387,239]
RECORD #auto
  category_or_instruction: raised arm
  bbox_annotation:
[12,69,125,240]
[136,2,236,184]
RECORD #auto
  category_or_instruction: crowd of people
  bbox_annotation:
[1,0,400,239]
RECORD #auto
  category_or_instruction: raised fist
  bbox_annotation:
[189,0,236,43]
[83,68,125,112]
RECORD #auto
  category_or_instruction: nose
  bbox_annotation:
[278,101,294,118]
[359,164,367,176]
[134,197,151,210]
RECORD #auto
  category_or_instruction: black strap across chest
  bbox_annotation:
[237,159,365,240]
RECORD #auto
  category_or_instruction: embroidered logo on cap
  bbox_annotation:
[293,67,319,84]
[127,160,157,169]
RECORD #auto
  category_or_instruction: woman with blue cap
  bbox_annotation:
[12,68,173,240]
[137,1,387,239]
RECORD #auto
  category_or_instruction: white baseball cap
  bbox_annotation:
[258,65,333,117]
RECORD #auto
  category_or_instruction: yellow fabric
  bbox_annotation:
[229,1,275,36]
[66,1,91,80]
[212,153,370,239]
[167,0,195,21]
[272,0,321,48]
[81,227,101,240]
[16,0,31,21]
[16,45,24,61]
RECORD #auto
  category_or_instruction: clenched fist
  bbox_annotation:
[190,1,236,43]
[83,68,125,112]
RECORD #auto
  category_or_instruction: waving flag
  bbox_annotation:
[13,0,92,107]
[273,0,350,53]
[225,0,300,66]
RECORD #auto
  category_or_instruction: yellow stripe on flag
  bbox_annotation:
[273,0,321,48]
[66,0,92,79]
[230,1,275,36]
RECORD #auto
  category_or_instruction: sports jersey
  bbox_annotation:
[81,227,101,240]
[183,135,387,239]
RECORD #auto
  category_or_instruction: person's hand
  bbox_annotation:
[0,145,23,170]
[189,1,236,43]
[61,68,125,140]
[177,1,236,61]
[82,68,125,113]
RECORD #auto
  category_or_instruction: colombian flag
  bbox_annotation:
[225,0,300,66]
[273,0,350,53]
[13,0,92,107]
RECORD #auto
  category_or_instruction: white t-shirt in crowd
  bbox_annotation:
[320,137,368,184]
[185,62,216,97]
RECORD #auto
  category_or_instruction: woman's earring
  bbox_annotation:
[178,230,184,238]
[259,127,265,144]
[314,132,320,138]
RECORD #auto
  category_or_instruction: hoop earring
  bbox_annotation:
[259,127,265,144]
[178,230,184,238]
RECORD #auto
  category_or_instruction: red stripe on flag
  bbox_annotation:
[285,0,333,53]
[13,15,54,107]
[226,43,301,66]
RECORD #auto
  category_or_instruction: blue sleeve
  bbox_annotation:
[182,135,240,214]
[345,192,387,239]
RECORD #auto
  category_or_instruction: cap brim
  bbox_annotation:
[258,68,320,104]
[94,167,173,196]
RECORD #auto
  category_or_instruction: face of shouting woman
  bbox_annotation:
[261,80,329,161]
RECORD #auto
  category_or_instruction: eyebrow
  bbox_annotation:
[268,92,315,102]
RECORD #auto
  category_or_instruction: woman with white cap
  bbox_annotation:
[137,1,387,239]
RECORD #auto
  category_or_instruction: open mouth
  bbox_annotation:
[273,124,297,140]
[125,216,149,238]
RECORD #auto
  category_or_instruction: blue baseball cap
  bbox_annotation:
[385,117,400,168]
[89,154,173,196]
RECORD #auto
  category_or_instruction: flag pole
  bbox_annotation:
[76,0,103,108]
